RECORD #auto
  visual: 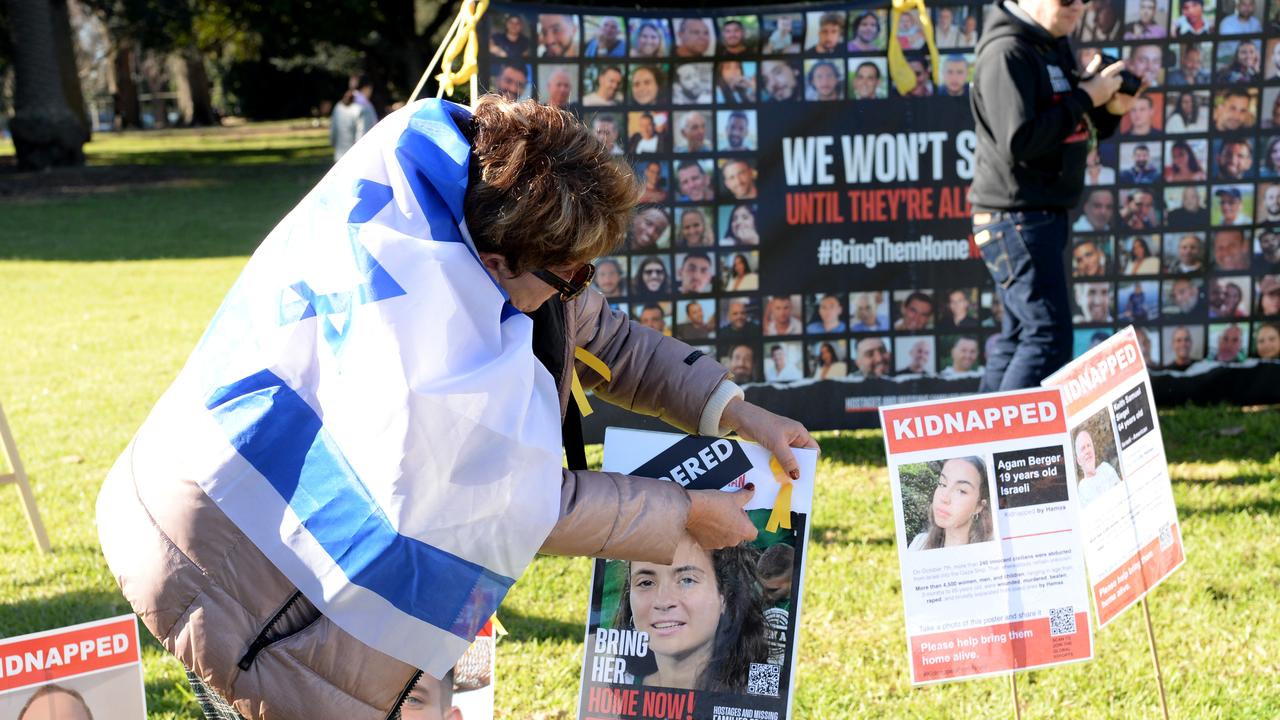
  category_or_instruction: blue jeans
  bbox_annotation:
[975,210,1073,391]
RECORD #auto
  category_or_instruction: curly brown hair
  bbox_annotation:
[612,542,769,693]
[465,95,640,274]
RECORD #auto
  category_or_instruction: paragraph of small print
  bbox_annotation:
[1049,606,1077,637]
[747,662,780,697]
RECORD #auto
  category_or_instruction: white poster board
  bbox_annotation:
[880,388,1093,684]
[1043,326,1185,627]
[0,615,146,719]
[577,428,817,720]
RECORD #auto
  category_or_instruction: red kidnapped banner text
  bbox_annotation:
[882,389,1066,455]
[0,617,139,692]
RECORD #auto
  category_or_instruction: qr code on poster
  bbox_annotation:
[1158,523,1173,549]
[747,662,780,697]
[1049,606,1076,637]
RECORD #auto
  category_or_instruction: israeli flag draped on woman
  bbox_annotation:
[127,99,563,677]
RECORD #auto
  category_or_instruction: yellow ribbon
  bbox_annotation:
[490,614,507,638]
[887,0,941,97]
[435,0,490,98]
[765,458,793,533]
[570,347,612,417]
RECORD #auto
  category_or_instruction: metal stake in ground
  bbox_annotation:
[1010,672,1022,720]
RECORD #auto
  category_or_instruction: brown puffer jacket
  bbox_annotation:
[97,288,729,720]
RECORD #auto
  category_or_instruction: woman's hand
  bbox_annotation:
[685,485,758,549]
[720,397,819,480]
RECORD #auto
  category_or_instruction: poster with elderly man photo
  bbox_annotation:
[1043,327,1186,627]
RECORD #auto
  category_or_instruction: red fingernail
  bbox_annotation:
[745,482,755,491]
[790,469,800,480]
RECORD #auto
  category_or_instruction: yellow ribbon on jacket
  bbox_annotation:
[765,458,793,533]
[887,0,941,97]
[435,0,490,97]
[570,347,612,417]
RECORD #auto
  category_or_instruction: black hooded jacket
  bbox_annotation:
[969,1,1121,212]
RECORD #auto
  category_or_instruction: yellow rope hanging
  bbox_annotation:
[435,0,489,99]
[887,0,941,97]
[407,0,489,106]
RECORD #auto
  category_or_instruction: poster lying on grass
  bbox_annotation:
[0,615,146,719]
[880,389,1093,684]
[1043,327,1185,628]
[578,428,817,720]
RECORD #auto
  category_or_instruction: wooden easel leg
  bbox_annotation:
[0,402,52,553]
[1143,598,1171,720]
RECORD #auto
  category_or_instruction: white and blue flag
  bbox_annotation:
[125,99,564,677]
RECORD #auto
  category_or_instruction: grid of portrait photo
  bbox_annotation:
[483,5,998,386]
[1069,0,1280,367]
[483,2,1279,383]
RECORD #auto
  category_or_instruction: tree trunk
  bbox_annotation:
[48,0,90,140]
[168,46,215,126]
[5,0,85,169]
[110,39,141,129]
[183,48,215,126]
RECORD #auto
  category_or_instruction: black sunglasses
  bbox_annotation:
[1061,0,1092,5]
[533,263,596,302]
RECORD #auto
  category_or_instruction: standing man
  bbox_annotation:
[970,0,1133,390]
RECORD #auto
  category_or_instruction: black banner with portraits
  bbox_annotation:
[480,0,1280,438]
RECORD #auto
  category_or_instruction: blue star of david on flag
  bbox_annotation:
[277,180,405,357]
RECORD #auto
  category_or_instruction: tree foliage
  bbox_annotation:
[897,461,941,543]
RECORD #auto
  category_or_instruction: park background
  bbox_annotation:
[2,0,1279,717]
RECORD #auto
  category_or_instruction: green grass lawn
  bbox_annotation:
[1,125,1278,718]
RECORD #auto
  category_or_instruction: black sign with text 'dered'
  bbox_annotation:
[629,436,754,490]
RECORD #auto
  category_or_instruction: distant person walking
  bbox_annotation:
[330,75,378,161]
